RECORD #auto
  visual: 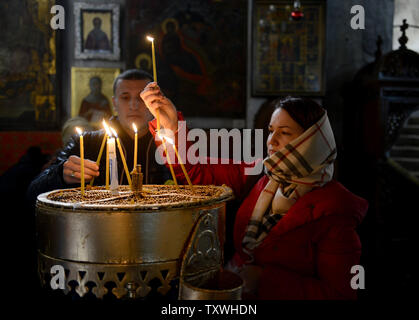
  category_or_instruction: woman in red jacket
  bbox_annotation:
[141,83,368,300]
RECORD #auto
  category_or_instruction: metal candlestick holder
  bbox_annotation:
[131,164,143,196]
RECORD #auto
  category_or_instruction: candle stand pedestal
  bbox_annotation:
[35,185,233,300]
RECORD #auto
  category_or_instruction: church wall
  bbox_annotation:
[0,0,395,175]
[247,0,395,151]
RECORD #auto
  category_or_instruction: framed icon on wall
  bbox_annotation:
[71,67,120,129]
[74,2,120,60]
[252,0,326,96]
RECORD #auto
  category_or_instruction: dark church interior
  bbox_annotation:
[0,0,418,312]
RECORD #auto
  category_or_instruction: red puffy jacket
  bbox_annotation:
[149,116,368,300]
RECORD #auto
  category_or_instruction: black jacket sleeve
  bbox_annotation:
[26,134,81,207]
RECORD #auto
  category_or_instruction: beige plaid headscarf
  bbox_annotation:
[242,112,337,260]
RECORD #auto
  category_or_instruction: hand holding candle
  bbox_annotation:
[62,156,99,185]
[140,82,181,187]
[139,83,178,133]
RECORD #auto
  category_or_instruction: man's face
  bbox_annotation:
[112,79,153,135]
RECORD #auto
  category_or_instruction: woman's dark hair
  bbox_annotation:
[273,96,325,130]
[113,69,153,94]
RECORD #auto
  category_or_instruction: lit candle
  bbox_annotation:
[108,132,119,195]
[103,121,113,190]
[89,119,108,187]
[132,123,138,170]
[162,135,192,187]
[157,133,178,187]
[146,35,160,132]
[106,138,109,190]
[75,127,85,196]
[146,36,158,83]
[111,127,132,188]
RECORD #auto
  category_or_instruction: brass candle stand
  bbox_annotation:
[130,164,143,197]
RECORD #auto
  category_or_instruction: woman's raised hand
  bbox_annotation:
[140,82,178,133]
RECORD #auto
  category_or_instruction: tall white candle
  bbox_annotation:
[75,127,85,196]
[108,136,119,195]
[133,123,138,170]
[103,121,112,190]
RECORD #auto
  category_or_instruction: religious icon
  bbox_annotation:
[127,0,247,121]
[84,17,111,51]
[74,2,120,60]
[135,53,152,75]
[161,18,203,78]
[253,0,326,96]
[78,76,112,125]
[71,67,120,129]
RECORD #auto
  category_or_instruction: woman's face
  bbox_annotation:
[266,108,305,156]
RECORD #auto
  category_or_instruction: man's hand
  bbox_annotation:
[140,82,178,133]
[63,155,100,184]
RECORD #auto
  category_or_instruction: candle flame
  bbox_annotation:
[75,127,83,135]
[110,127,118,137]
[103,120,112,136]
[132,123,137,133]
[146,35,154,42]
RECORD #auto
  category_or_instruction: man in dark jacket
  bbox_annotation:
[27,69,170,206]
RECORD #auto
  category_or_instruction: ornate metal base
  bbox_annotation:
[35,186,233,300]
[38,252,179,299]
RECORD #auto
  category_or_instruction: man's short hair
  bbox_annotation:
[113,69,153,94]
